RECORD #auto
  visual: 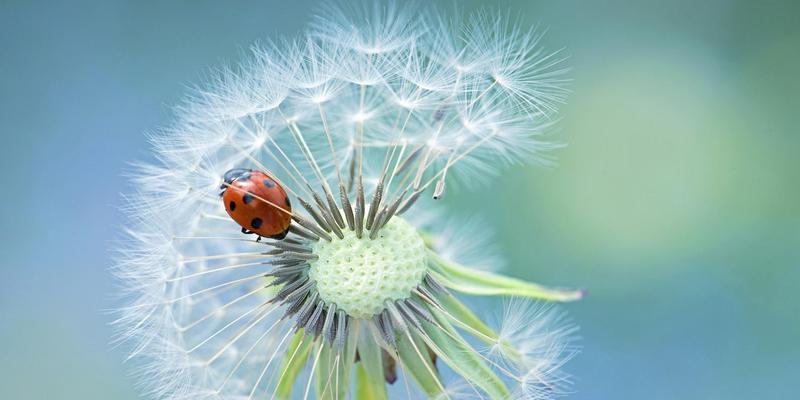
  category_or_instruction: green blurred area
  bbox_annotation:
[0,0,797,399]
[477,0,800,397]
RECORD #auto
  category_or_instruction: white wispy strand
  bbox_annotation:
[114,1,571,398]
[427,214,506,272]
[487,299,580,400]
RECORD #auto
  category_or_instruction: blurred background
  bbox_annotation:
[1,0,797,399]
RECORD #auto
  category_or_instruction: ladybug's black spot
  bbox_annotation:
[229,201,236,211]
[242,193,254,204]
[251,218,263,229]
[262,179,275,188]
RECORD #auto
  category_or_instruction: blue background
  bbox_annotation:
[1,1,798,399]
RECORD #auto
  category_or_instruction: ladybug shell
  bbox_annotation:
[222,171,292,239]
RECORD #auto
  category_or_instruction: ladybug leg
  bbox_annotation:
[240,227,262,242]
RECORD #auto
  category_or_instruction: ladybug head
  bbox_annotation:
[220,168,252,194]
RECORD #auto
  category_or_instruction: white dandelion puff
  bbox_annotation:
[490,300,580,399]
[114,2,583,399]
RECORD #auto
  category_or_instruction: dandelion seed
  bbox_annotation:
[114,2,582,399]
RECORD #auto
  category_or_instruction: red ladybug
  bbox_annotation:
[220,169,292,240]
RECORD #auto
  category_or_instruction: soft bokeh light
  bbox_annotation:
[1,0,797,399]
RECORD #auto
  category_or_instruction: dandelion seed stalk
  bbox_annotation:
[114,2,581,399]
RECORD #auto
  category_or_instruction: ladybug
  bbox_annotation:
[220,168,292,240]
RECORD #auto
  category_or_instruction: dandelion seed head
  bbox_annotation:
[308,216,427,318]
[114,2,581,399]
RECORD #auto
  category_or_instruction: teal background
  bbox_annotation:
[1,0,797,399]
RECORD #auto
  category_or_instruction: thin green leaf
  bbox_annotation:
[315,345,339,400]
[274,331,312,400]
[355,331,389,400]
[421,306,509,400]
[396,331,445,398]
[434,292,498,343]
[428,250,584,302]
[316,325,359,400]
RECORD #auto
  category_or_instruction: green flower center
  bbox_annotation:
[308,216,428,319]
